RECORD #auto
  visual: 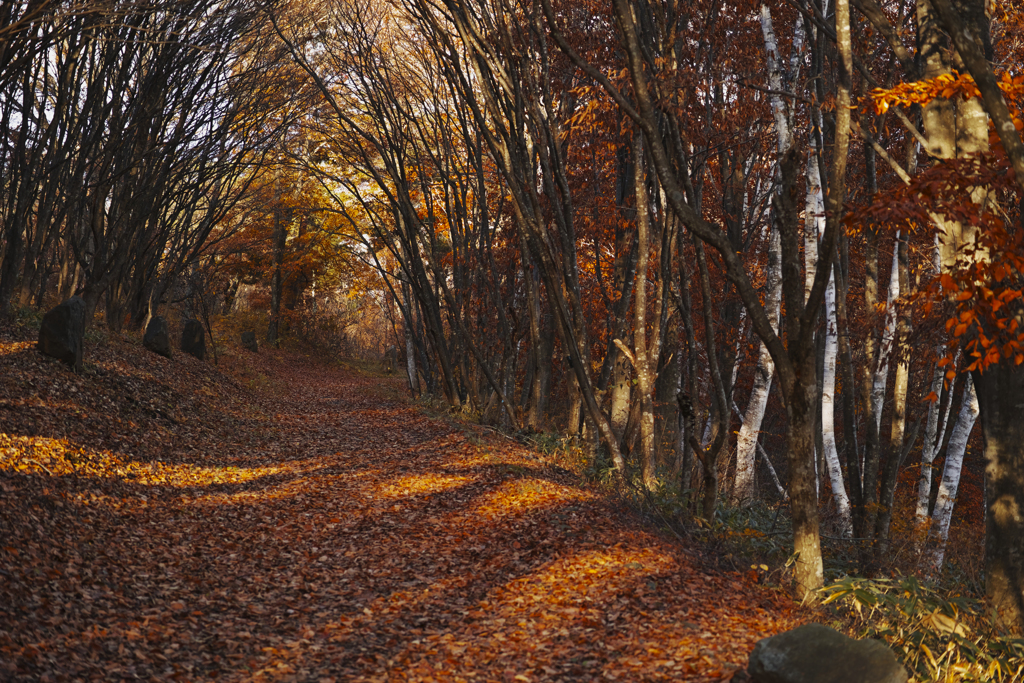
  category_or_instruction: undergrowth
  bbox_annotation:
[820,576,1024,682]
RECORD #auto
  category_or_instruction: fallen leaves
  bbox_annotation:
[1,327,802,681]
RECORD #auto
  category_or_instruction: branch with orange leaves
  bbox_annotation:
[872,69,1024,183]
[848,151,1024,383]
[931,0,1024,190]
[871,71,1024,116]
[920,225,1024,377]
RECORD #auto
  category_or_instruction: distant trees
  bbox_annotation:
[253,0,1024,607]
[4,0,1024,620]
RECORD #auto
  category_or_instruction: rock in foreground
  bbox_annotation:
[748,623,907,683]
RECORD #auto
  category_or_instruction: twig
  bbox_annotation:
[20,459,54,476]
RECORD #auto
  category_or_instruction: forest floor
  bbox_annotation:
[0,324,803,682]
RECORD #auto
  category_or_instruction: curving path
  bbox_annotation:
[0,340,800,682]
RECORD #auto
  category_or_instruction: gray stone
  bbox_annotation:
[180,319,206,360]
[143,316,172,358]
[241,330,258,353]
[748,624,907,683]
[38,296,86,372]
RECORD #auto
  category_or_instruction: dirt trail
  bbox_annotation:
[1,338,800,682]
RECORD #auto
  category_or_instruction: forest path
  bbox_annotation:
[1,338,800,682]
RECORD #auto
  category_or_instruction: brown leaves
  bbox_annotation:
[1,328,800,682]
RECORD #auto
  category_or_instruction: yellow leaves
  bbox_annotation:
[377,473,471,498]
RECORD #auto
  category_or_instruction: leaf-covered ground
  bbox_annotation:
[1,327,802,682]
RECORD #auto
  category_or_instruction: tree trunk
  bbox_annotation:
[734,224,781,505]
[871,241,901,432]
[916,363,949,525]
[868,237,907,561]
[787,348,826,601]
[267,176,286,348]
[610,353,631,438]
[973,361,1024,631]
[926,374,979,572]
[632,137,657,490]
[808,132,852,536]
[733,9,798,506]
[523,256,552,429]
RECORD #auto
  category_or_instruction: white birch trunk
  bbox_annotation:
[732,6,801,504]
[820,258,851,535]
[926,375,979,572]
[733,225,781,504]
[872,237,901,431]
[915,363,946,524]
[916,239,956,526]
[807,133,851,535]
[804,132,821,305]
[758,4,801,153]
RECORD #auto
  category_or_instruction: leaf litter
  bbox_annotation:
[0,327,802,681]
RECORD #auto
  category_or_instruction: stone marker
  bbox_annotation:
[38,296,86,372]
[180,319,206,360]
[143,316,172,358]
[241,330,259,353]
[747,623,907,683]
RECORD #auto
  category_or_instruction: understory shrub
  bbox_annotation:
[820,576,1024,682]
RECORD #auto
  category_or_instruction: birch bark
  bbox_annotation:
[915,364,947,524]
[731,4,798,505]
[733,225,780,504]
[872,240,901,431]
[926,375,979,571]
[808,138,852,537]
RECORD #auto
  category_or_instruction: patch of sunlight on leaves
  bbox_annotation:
[0,339,35,356]
[472,477,588,519]
[1,433,152,481]
[376,473,473,499]
[522,546,675,592]
[0,433,296,502]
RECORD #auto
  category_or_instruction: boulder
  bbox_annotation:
[143,316,172,358]
[748,624,907,683]
[180,319,206,360]
[37,296,86,372]
[241,330,259,353]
